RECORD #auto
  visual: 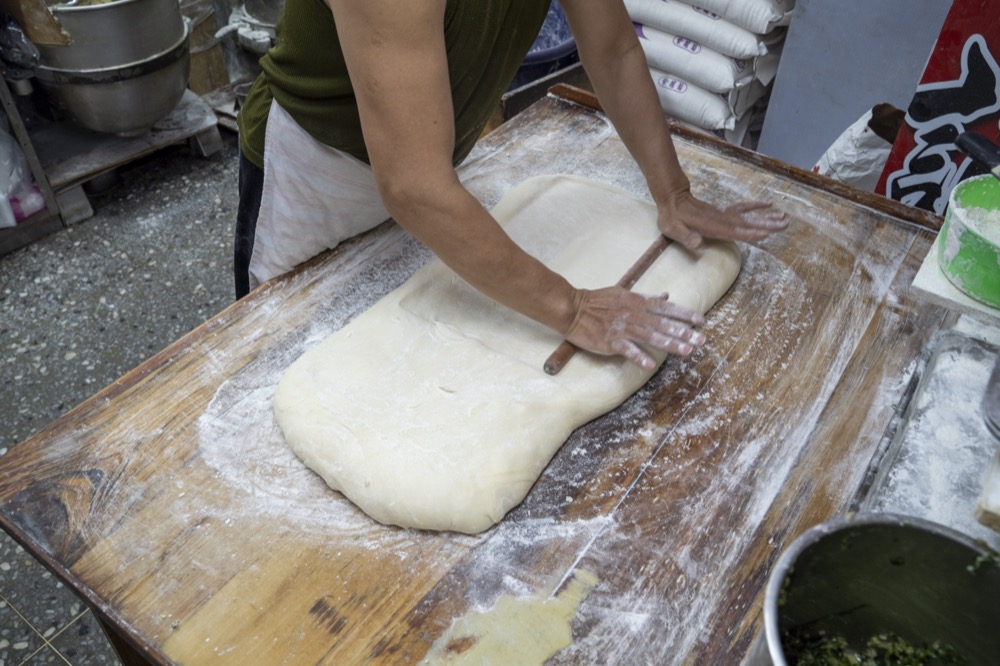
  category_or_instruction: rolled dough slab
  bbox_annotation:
[274,175,742,534]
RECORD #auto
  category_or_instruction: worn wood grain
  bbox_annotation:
[0,93,950,664]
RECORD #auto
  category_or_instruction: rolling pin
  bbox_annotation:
[543,234,672,375]
[956,131,1000,180]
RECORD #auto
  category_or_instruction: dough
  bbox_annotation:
[423,568,599,664]
[274,175,741,534]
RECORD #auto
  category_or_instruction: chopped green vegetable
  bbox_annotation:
[782,628,966,665]
[966,550,998,574]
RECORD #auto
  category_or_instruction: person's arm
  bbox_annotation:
[326,0,705,368]
[560,0,788,249]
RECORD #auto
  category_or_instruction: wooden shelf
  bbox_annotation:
[0,77,62,256]
[0,81,223,257]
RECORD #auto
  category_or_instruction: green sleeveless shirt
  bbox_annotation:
[238,0,550,168]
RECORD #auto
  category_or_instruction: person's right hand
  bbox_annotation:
[659,192,788,251]
[563,286,706,369]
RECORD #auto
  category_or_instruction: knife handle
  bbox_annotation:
[956,132,1000,173]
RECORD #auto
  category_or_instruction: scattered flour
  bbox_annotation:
[867,331,1000,550]
[196,236,434,546]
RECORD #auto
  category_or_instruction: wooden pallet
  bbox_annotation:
[1,88,223,255]
[31,89,223,224]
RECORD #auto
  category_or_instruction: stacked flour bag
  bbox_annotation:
[625,0,794,145]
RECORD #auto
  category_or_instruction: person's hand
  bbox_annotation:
[563,287,705,369]
[659,190,788,251]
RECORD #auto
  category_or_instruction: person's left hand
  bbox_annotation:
[658,190,788,251]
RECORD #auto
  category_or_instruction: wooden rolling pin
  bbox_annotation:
[543,234,672,375]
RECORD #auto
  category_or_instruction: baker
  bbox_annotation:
[235,0,787,368]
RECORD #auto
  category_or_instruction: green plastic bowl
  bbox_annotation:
[938,174,1000,309]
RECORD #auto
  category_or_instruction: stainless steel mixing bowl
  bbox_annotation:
[34,0,190,135]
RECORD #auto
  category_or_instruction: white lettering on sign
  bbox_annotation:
[885,34,1000,214]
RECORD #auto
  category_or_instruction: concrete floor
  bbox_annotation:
[0,130,240,664]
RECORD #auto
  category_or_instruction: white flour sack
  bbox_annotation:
[674,0,794,34]
[635,23,754,93]
[624,0,768,59]
[650,68,735,131]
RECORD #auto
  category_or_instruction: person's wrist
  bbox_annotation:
[656,180,691,212]
[552,286,587,339]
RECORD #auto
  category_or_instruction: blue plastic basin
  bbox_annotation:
[509,1,578,91]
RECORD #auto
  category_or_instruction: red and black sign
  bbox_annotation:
[877,0,1000,213]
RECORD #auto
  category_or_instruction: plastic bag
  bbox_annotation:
[0,127,44,227]
[813,104,905,192]
[0,16,40,80]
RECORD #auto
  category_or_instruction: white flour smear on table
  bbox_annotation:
[868,332,1000,550]
[197,238,438,548]
[528,246,841,663]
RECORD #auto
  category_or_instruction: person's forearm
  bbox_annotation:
[581,33,691,206]
[381,177,580,335]
[329,0,711,366]
[383,177,707,368]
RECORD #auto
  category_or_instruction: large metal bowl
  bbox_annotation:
[745,514,1000,666]
[34,0,190,135]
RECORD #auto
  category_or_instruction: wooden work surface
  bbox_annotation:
[0,90,953,664]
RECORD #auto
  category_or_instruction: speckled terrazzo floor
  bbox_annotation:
[0,130,240,665]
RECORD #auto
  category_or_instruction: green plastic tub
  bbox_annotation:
[938,174,1000,309]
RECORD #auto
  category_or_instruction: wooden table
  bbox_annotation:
[0,88,951,665]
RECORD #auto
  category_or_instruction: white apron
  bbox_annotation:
[248,100,391,289]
